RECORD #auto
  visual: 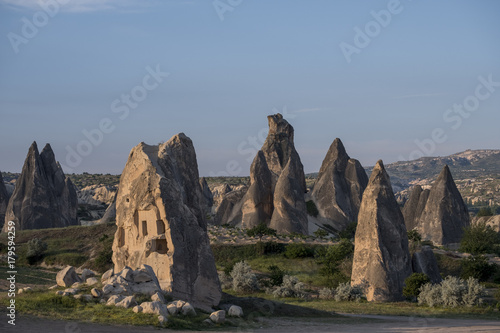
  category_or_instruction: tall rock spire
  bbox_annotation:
[351,160,411,302]
[311,138,368,232]
[3,142,77,231]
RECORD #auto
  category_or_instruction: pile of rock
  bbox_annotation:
[53,265,243,325]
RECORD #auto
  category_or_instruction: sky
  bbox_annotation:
[0,0,499,177]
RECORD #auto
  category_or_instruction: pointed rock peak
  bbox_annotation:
[367,160,393,189]
[41,143,53,154]
[328,138,348,160]
[40,143,56,160]
[267,113,293,138]
[436,164,453,183]
[374,159,385,170]
[28,141,39,154]
[166,132,192,147]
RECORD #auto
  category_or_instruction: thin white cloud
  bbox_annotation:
[392,93,447,100]
[0,0,169,13]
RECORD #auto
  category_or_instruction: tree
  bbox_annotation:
[461,255,497,282]
[477,206,494,217]
[408,229,422,243]
[403,273,430,300]
[459,222,499,255]
[314,229,329,239]
[26,238,48,265]
[246,223,277,241]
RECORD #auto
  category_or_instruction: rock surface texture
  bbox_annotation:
[230,114,308,234]
[408,165,470,245]
[351,160,412,302]
[402,185,430,231]
[310,138,368,232]
[411,246,441,283]
[472,215,500,233]
[112,134,221,310]
[3,142,77,232]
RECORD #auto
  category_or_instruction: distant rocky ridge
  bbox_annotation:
[2,142,78,231]
[403,165,470,245]
[78,184,117,206]
[310,138,368,232]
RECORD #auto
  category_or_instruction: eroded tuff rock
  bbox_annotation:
[3,142,77,231]
[0,171,8,230]
[402,185,430,231]
[99,194,117,224]
[472,215,500,233]
[413,165,470,245]
[78,185,117,206]
[199,177,214,215]
[112,134,221,310]
[411,246,441,283]
[214,186,247,226]
[351,160,411,302]
[229,114,308,234]
[310,138,368,232]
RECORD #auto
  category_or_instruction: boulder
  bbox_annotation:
[411,246,442,283]
[106,295,124,306]
[415,165,470,245]
[56,266,81,287]
[112,134,221,310]
[116,296,137,309]
[132,305,143,313]
[158,315,168,324]
[210,310,226,324]
[181,302,196,316]
[3,142,77,232]
[151,291,165,304]
[351,160,412,302]
[310,138,368,232]
[86,277,98,286]
[64,288,79,295]
[101,268,113,282]
[140,301,169,317]
[228,305,243,317]
[91,288,102,298]
[119,267,134,282]
[167,303,179,315]
[81,268,95,281]
[102,284,114,295]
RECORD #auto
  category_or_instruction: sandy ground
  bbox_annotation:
[1,314,500,333]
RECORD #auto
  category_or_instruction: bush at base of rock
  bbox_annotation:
[272,275,307,298]
[403,273,431,300]
[318,287,335,300]
[334,282,364,302]
[418,276,485,307]
[230,261,259,293]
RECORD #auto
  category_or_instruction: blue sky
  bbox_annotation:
[1,0,499,176]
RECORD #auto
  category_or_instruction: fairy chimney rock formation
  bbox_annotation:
[351,160,411,302]
[199,177,214,214]
[402,185,430,231]
[112,134,221,310]
[411,165,470,245]
[311,138,368,232]
[0,171,8,230]
[239,113,308,234]
[3,142,77,232]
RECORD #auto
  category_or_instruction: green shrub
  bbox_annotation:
[218,271,233,290]
[418,276,485,308]
[317,239,354,287]
[403,273,430,300]
[255,241,285,255]
[338,222,357,240]
[313,229,329,239]
[459,222,499,255]
[26,238,48,264]
[461,255,497,282]
[246,223,277,241]
[284,243,315,259]
[92,247,113,273]
[306,200,319,217]
[334,282,363,302]
[407,229,422,243]
[272,275,307,298]
[477,207,494,217]
[267,265,285,286]
[230,261,259,293]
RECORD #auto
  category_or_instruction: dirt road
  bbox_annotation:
[1,314,500,333]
